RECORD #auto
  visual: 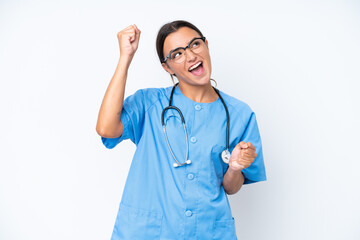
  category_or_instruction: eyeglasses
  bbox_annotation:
[163,37,206,64]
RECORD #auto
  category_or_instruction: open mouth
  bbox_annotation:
[188,62,204,76]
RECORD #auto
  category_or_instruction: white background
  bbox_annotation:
[1,0,359,239]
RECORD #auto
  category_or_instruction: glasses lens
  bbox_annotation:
[169,38,205,64]
[189,38,205,53]
[171,49,185,63]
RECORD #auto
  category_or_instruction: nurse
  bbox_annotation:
[96,20,266,240]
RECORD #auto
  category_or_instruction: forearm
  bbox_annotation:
[222,168,245,195]
[96,56,132,137]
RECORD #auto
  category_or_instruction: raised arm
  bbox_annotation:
[96,25,141,138]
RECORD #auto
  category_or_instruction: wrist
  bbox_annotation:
[227,166,243,176]
[119,55,134,69]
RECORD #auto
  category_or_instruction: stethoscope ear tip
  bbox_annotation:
[173,160,191,168]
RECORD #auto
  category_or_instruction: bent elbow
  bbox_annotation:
[96,122,123,138]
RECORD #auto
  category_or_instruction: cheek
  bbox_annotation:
[205,55,212,73]
[200,51,211,67]
[205,52,211,64]
[173,66,186,76]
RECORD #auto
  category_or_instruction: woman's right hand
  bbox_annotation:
[117,24,141,59]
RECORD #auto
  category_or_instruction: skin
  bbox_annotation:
[161,27,217,103]
[223,141,257,194]
[96,24,257,195]
[96,24,140,138]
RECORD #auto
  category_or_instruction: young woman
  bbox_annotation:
[96,20,266,240]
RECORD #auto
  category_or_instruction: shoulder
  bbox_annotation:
[138,87,171,99]
[126,86,172,111]
[217,90,254,116]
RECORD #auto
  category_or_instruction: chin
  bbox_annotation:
[197,72,212,85]
[186,77,211,87]
[199,77,211,85]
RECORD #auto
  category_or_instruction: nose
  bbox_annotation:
[185,47,197,62]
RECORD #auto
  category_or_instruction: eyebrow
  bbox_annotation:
[169,47,184,54]
[167,37,199,56]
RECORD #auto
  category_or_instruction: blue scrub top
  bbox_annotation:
[101,86,266,240]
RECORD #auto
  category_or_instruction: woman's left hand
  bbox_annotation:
[229,141,257,171]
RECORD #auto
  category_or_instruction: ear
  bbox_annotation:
[205,39,209,48]
[161,62,175,75]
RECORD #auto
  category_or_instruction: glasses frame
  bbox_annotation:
[162,37,206,63]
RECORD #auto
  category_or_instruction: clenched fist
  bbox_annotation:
[117,24,141,58]
[229,141,257,171]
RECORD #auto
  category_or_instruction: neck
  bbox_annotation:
[177,81,218,103]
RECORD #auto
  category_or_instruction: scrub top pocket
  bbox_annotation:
[210,144,229,179]
[212,217,237,240]
[111,202,163,240]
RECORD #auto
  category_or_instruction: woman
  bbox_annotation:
[96,20,266,240]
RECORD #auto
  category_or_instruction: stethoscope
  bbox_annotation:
[161,83,230,168]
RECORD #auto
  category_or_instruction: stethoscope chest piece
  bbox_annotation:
[221,149,230,164]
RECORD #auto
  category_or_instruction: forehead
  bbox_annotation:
[163,27,202,54]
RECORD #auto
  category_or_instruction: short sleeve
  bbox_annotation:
[101,89,146,149]
[240,112,267,184]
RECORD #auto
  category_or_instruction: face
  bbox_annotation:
[161,27,211,86]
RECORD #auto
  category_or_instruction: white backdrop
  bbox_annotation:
[1,0,359,239]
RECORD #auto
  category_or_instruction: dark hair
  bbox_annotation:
[156,20,204,63]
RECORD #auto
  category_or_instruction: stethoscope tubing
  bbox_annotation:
[213,87,230,151]
[161,83,230,166]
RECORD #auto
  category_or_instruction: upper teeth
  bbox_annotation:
[189,62,202,71]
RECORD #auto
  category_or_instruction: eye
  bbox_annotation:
[191,40,201,48]
[171,51,183,59]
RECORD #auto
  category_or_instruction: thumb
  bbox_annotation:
[133,24,141,41]
[230,145,241,161]
[239,141,248,149]
[229,146,245,170]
